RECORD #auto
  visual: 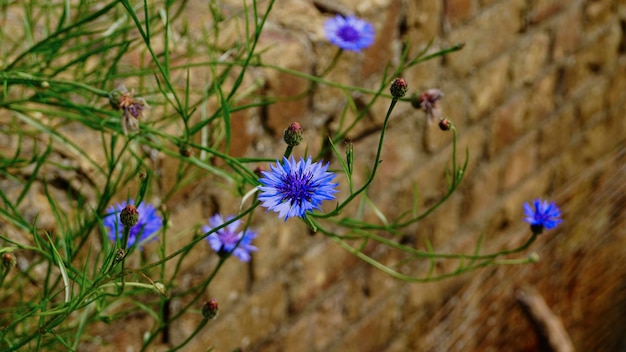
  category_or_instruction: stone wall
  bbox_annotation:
[176,0,626,350]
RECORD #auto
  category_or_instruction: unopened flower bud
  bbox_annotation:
[438,118,453,131]
[41,81,50,89]
[390,78,408,99]
[283,122,303,147]
[202,298,219,320]
[154,282,166,295]
[528,252,540,263]
[179,144,192,157]
[2,253,16,270]
[120,204,139,228]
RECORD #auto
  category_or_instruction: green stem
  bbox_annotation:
[314,98,399,218]
[168,319,209,352]
[283,145,293,159]
[119,225,131,293]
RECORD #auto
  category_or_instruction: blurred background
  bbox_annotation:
[1,0,624,351]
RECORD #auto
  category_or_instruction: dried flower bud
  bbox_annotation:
[283,122,303,147]
[120,204,139,228]
[390,78,408,99]
[202,298,219,320]
[2,253,16,270]
[438,118,453,131]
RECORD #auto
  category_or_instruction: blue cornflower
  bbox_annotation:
[103,199,162,249]
[258,156,339,220]
[203,214,257,262]
[524,198,562,234]
[324,15,375,52]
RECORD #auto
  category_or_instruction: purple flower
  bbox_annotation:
[103,199,162,249]
[524,198,562,234]
[324,15,375,52]
[258,156,339,220]
[203,214,257,262]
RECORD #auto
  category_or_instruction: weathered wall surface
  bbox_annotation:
[0,0,624,350]
[168,0,626,351]
[29,0,617,350]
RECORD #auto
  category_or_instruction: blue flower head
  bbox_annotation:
[103,199,162,249]
[524,198,562,234]
[324,15,375,52]
[203,214,257,262]
[258,156,339,220]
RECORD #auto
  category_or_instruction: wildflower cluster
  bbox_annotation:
[108,15,561,349]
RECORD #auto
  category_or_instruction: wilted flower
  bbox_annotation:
[412,89,443,123]
[324,15,375,52]
[258,156,339,220]
[109,85,148,134]
[103,199,162,249]
[203,214,257,262]
[523,198,562,234]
